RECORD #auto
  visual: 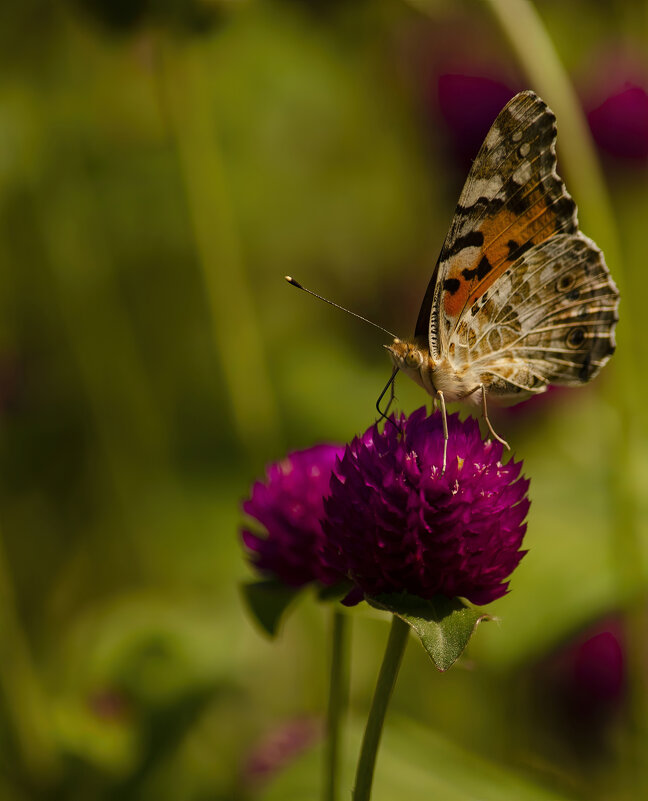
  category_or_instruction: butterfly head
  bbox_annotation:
[386,338,424,368]
[386,339,436,395]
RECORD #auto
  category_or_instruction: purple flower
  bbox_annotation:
[577,47,648,164]
[437,74,518,168]
[530,617,626,754]
[242,717,321,789]
[241,444,345,588]
[588,83,648,162]
[546,618,625,722]
[321,408,529,606]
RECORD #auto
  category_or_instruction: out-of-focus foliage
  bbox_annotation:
[0,0,646,799]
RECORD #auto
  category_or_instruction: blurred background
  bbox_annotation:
[0,0,647,798]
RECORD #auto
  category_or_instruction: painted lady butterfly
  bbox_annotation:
[388,90,619,456]
[287,90,619,467]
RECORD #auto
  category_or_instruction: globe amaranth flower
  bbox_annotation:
[241,444,345,588]
[579,48,648,163]
[539,617,625,730]
[437,74,518,168]
[321,408,529,606]
[588,83,648,162]
[242,717,321,789]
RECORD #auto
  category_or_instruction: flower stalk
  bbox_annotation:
[353,615,410,801]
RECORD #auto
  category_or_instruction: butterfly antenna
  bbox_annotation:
[285,276,397,339]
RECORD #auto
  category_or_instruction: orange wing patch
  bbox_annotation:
[442,180,575,320]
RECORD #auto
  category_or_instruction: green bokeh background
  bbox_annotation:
[0,0,646,799]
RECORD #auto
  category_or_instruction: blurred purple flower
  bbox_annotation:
[491,386,570,427]
[530,617,626,757]
[321,408,529,606]
[588,83,648,162]
[551,618,625,724]
[87,688,131,723]
[437,74,518,167]
[243,717,321,788]
[241,444,345,588]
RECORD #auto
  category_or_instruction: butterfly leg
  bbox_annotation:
[480,384,510,450]
[376,367,400,429]
[436,390,448,474]
[385,369,397,416]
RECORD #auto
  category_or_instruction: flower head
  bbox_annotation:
[321,408,529,606]
[242,717,321,789]
[437,74,518,168]
[544,617,626,723]
[241,444,345,588]
[588,83,648,162]
[530,617,626,754]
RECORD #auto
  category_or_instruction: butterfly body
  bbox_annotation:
[388,339,483,404]
[392,91,619,412]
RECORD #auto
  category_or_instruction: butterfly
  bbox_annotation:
[387,90,619,465]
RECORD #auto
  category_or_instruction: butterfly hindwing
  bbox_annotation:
[421,90,579,359]
[450,233,618,399]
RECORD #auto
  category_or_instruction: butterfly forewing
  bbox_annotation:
[420,91,578,355]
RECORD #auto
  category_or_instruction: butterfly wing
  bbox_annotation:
[460,232,618,399]
[416,90,578,358]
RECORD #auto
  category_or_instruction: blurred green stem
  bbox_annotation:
[157,38,282,462]
[479,0,619,261]
[324,609,349,801]
[40,175,172,514]
[0,523,58,781]
[353,615,408,801]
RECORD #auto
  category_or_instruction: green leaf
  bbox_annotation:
[367,593,489,671]
[241,580,301,638]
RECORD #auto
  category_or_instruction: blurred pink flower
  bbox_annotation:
[532,617,626,755]
[579,47,648,163]
[588,84,648,162]
[491,386,570,426]
[241,444,345,588]
[556,620,625,721]
[87,688,131,723]
[242,717,322,788]
[437,74,518,167]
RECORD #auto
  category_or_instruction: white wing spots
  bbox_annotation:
[513,161,533,184]
[461,175,503,206]
[484,124,502,150]
[446,246,483,275]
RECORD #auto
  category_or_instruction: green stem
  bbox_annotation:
[156,38,283,462]
[0,522,58,781]
[39,175,172,511]
[480,0,619,264]
[353,615,409,801]
[324,610,350,801]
